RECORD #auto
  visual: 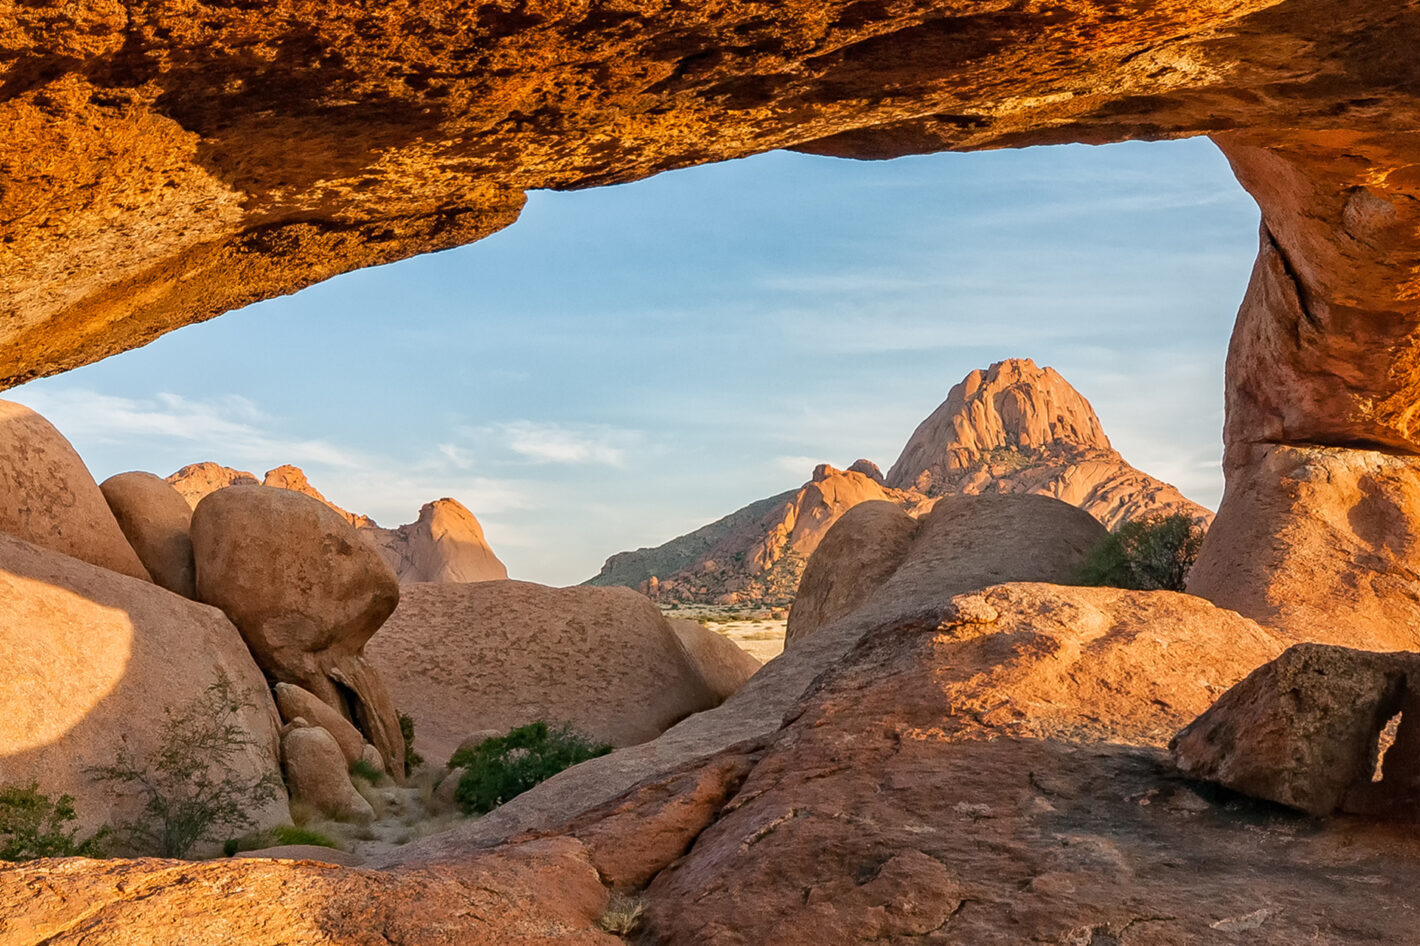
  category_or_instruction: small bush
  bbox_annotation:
[89,673,283,858]
[1077,512,1205,592]
[449,722,612,814]
[599,892,645,935]
[348,758,385,785]
[398,711,424,774]
[0,783,105,860]
[223,824,343,855]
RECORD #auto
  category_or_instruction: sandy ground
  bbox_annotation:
[661,605,787,663]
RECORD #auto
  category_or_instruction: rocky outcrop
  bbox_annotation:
[166,462,259,508]
[0,838,618,945]
[1189,444,1420,652]
[788,492,1107,649]
[1171,644,1420,816]
[169,463,507,585]
[362,498,508,584]
[785,501,922,646]
[7,0,1420,402]
[274,682,368,768]
[667,619,762,704]
[281,725,375,823]
[0,399,151,582]
[0,529,287,839]
[591,360,1208,606]
[190,484,406,778]
[99,471,197,598]
[885,358,1212,528]
[589,463,921,606]
[365,581,717,765]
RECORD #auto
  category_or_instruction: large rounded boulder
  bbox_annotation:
[0,530,287,840]
[787,500,921,647]
[0,399,150,581]
[190,485,405,777]
[668,618,762,703]
[100,471,197,598]
[787,493,1107,649]
[365,580,718,765]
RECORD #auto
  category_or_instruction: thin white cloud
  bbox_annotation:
[772,455,823,478]
[499,421,635,467]
[14,389,365,470]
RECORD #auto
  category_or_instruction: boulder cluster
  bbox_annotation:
[0,399,762,849]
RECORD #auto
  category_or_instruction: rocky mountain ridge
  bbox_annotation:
[589,359,1211,605]
[166,463,507,585]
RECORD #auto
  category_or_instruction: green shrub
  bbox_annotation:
[399,711,423,774]
[1077,512,1205,592]
[89,673,283,858]
[348,758,385,785]
[449,722,612,814]
[223,824,343,855]
[0,783,105,860]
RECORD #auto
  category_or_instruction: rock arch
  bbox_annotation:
[6,0,1420,639]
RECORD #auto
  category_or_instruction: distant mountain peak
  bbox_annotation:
[885,358,1112,494]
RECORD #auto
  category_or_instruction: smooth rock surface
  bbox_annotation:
[190,484,405,777]
[365,580,717,765]
[274,682,369,768]
[667,618,762,704]
[0,399,150,581]
[99,471,197,597]
[1170,643,1420,815]
[786,500,920,647]
[1190,443,1420,651]
[0,529,287,838]
[362,498,508,584]
[281,726,375,823]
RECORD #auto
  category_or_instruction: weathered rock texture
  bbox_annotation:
[26,572,1420,942]
[169,462,507,584]
[591,360,1207,605]
[886,358,1212,528]
[99,471,197,597]
[1189,444,1420,651]
[190,484,406,778]
[0,839,618,945]
[362,498,508,584]
[667,618,762,704]
[5,0,1420,403]
[165,462,259,508]
[1171,643,1420,815]
[364,580,717,765]
[0,529,287,839]
[0,399,150,581]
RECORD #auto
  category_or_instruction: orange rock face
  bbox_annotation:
[594,359,1207,605]
[885,358,1211,528]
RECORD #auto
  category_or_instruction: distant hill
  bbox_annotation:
[166,462,507,584]
[587,358,1212,606]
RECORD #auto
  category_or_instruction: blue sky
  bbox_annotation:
[11,138,1261,586]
